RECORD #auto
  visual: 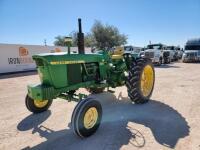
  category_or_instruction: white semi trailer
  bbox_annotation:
[182,38,200,62]
[0,43,91,74]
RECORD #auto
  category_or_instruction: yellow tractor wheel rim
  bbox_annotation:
[141,65,154,97]
[34,100,48,108]
[83,107,98,129]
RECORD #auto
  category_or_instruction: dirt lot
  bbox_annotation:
[0,62,200,150]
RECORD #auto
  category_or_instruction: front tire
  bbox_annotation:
[25,95,53,113]
[71,98,102,138]
[126,58,155,104]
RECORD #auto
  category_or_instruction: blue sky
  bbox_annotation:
[0,0,200,47]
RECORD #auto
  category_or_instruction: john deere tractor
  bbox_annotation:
[26,19,155,138]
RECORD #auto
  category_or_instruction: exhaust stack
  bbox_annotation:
[77,18,85,54]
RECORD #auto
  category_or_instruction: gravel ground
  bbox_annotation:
[0,62,200,150]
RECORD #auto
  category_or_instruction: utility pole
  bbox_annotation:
[149,40,152,45]
[44,39,47,46]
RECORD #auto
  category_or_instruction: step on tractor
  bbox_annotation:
[26,19,155,138]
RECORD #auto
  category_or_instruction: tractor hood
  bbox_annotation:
[32,52,105,65]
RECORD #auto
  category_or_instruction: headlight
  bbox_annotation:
[140,54,145,57]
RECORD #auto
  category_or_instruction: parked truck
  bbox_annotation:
[182,38,200,62]
[165,46,180,61]
[124,45,143,57]
[143,43,166,65]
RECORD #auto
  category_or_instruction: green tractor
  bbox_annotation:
[26,19,155,138]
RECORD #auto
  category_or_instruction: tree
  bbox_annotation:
[54,36,66,46]
[69,31,78,47]
[91,21,127,49]
[69,31,96,47]
[54,20,127,49]
[84,33,96,47]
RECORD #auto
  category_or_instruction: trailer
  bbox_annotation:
[0,44,91,74]
[182,38,200,62]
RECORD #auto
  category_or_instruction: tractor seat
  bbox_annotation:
[111,46,124,59]
[111,55,123,59]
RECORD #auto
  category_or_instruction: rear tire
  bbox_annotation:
[71,98,102,138]
[126,58,155,104]
[25,95,53,113]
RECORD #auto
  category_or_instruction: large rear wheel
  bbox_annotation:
[126,58,155,104]
[25,95,53,113]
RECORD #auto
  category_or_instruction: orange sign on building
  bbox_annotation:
[19,47,29,56]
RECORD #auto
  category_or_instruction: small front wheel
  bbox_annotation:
[71,98,102,138]
[25,95,53,113]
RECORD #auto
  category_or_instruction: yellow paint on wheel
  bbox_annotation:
[83,107,98,129]
[34,100,48,108]
[141,65,154,97]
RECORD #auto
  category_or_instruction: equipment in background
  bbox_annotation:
[182,38,200,62]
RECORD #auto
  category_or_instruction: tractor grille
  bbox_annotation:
[144,51,154,58]
[41,86,55,99]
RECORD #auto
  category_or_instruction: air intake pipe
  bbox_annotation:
[77,18,85,54]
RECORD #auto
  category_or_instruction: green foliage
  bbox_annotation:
[54,33,77,47]
[54,36,66,46]
[92,21,127,49]
[84,33,96,47]
[69,31,96,47]
[69,31,78,47]
[54,20,127,49]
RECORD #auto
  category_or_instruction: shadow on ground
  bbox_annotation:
[154,63,180,68]
[0,71,37,79]
[17,92,190,150]
[17,110,51,132]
